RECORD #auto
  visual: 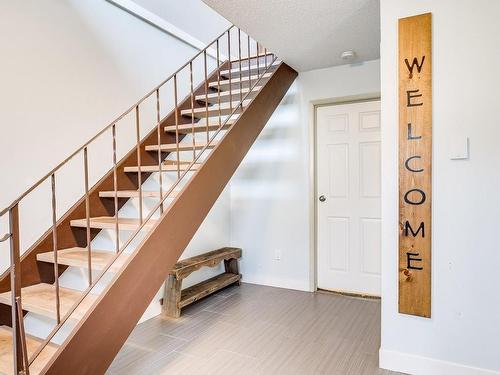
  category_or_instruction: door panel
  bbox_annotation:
[316,100,381,296]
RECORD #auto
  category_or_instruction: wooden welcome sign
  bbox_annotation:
[398,13,432,318]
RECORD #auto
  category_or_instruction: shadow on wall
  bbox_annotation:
[230,81,311,291]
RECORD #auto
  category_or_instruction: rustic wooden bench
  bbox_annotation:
[163,247,242,318]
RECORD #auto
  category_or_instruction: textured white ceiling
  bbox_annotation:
[203,0,380,72]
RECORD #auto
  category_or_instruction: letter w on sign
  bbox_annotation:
[398,13,432,318]
[405,56,425,79]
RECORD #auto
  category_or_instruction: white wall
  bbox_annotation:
[379,1,500,374]
[132,0,231,43]
[230,60,381,291]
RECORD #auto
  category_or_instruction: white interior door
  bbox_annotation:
[316,100,381,296]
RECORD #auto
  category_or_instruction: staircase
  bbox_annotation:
[0,25,296,375]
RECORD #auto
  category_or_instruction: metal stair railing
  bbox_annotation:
[0,23,278,374]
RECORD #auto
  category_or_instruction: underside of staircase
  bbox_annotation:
[0,26,296,375]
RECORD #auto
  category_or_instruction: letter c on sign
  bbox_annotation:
[404,189,426,205]
[405,156,424,173]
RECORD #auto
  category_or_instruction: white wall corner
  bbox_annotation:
[379,349,500,375]
[106,0,221,59]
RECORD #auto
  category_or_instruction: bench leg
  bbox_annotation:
[164,275,182,318]
[224,258,241,286]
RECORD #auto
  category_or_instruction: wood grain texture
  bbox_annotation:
[179,273,240,308]
[171,247,242,279]
[0,284,97,321]
[398,13,432,317]
[164,248,242,317]
[36,248,130,272]
[0,326,58,375]
[108,283,406,375]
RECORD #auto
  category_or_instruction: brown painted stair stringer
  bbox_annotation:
[41,63,297,375]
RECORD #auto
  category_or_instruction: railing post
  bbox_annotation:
[135,105,143,224]
[111,127,120,252]
[189,61,196,161]
[256,41,260,76]
[247,35,251,90]
[204,50,209,144]
[174,74,180,179]
[155,90,164,214]
[9,204,26,374]
[84,148,93,283]
[16,297,29,375]
[216,39,222,130]
[227,30,233,114]
[238,28,243,105]
[51,174,61,324]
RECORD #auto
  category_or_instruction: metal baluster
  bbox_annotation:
[155,90,164,213]
[83,148,93,283]
[238,29,243,106]
[9,204,24,375]
[189,62,195,161]
[216,39,222,130]
[135,106,143,224]
[111,126,120,252]
[265,48,268,69]
[227,30,233,115]
[174,74,180,179]
[15,297,29,375]
[256,41,260,79]
[204,50,209,144]
[247,35,251,94]
[51,174,61,324]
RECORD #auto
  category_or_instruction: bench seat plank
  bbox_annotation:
[171,247,242,279]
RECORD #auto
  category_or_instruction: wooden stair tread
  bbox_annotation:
[99,190,179,198]
[164,121,233,133]
[219,61,280,76]
[124,163,201,173]
[0,326,58,375]
[70,217,157,231]
[180,101,249,117]
[0,284,97,321]
[37,247,129,272]
[209,72,272,89]
[195,87,262,103]
[171,247,242,279]
[145,142,217,152]
[179,273,240,308]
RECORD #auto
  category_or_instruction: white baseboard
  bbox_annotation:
[380,349,500,375]
[241,275,311,292]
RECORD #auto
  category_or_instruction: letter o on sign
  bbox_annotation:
[404,188,426,205]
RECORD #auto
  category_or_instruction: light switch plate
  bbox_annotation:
[449,135,469,160]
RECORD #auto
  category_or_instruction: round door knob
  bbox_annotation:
[319,195,326,202]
